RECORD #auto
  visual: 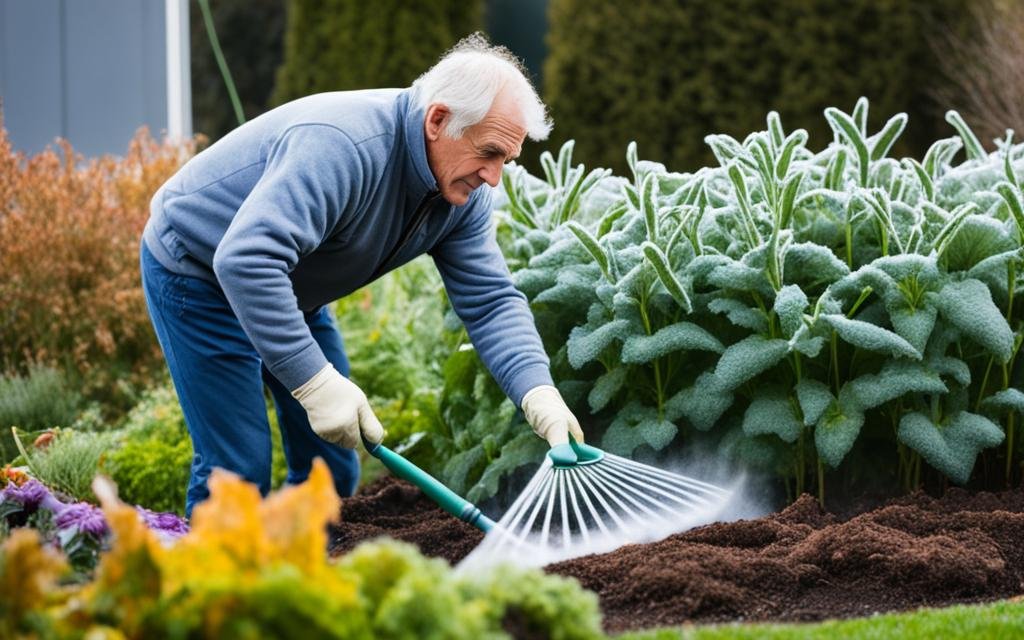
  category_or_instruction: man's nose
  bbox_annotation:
[479,159,503,188]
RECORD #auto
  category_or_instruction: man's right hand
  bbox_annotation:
[290,363,384,449]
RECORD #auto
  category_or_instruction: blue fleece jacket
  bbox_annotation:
[143,86,552,407]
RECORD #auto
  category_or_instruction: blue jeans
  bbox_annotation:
[140,241,359,518]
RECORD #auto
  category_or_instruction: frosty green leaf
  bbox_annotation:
[743,390,803,443]
[565,221,611,282]
[707,297,768,332]
[897,410,1003,484]
[773,284,809,337]
[664,372,733,431]
[713,335,791,391]
[621,321,723,365]
[814,395,865,467]
[929,278,1014,362]
[796,378,834,426]
[825,107,869,186]
[980,388,1024,415]
[944,111,986,162]
[887,302,937,355]
[566,319,632,369]
[783,242,849,289]
[588,367,629,413]
[869,113,908,161]
[642,241,692,312]
[844,360,947,411]
[820,313,921,359]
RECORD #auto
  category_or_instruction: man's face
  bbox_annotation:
[424,91,527,206]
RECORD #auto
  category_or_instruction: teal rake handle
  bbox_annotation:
[363,438,495,533]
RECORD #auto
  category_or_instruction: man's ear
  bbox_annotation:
[424,104,451,141]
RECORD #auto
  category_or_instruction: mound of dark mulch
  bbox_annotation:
[329,476,1024,633]
[328,476,484,564]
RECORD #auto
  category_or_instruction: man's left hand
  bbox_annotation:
[521,385,586,447]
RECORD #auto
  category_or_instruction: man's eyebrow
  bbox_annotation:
[481,143,515,159]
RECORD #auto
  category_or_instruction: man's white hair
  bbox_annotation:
[413,32,552,141]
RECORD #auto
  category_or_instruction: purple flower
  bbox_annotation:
[135,506,189,539]
[55,502,108,537]
[0,479,51,509]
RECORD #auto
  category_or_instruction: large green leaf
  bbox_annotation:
[821,313,921,359]
[940,215,1016,273]
[713,336,791,391]
[897,410,1004,484]
[566,319,632,369]
[707,298,768,332]
[742,389,803,443]
[621,321,724,364]
[707,260,774,297]
[795,378,834,426]
[664,371,733,431]
[588,367,629,413]
[843,360,948,411]
[980,388,1024,415]
[928,278,1014,362]
[601,402,678,454]
[887,302,937,355]
[773,284,809,338]
[465,431,548,503]
[814,394,865,467]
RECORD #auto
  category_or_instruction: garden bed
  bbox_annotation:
[329,476,1024,634]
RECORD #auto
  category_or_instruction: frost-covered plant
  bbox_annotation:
[494,98,1024,501]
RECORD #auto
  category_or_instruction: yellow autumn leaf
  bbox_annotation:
[0,529,68,632]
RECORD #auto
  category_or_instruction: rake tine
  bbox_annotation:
[607,454,731,497]
[603,457,729,505]
[539,469,562,548]
[586,465,676,525]
[566,468,607,538]
[578,466,648,530]
[573,465,630,531]
[565,469,592,544]
[558,471,572,549]
[599,460,721,511]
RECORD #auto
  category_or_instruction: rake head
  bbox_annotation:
[459,439,734,570]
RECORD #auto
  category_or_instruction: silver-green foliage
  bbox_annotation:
[492,101,1024,488]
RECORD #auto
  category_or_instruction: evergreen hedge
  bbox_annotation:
[543,0,974,174]
[271,0,484,106]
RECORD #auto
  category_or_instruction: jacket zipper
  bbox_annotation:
[362,189,442,286]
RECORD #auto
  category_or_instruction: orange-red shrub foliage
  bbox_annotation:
[0,118,199,408]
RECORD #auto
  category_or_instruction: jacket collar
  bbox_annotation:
[401,86,439,201]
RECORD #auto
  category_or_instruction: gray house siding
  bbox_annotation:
[1,0,168,157]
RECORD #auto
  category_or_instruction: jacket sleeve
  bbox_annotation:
[429,187,554,408]
[212,124,364,391]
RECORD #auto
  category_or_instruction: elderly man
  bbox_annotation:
[140,34,585,517]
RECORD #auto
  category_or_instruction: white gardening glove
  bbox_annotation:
[290,363,384,448]
[521,385,586,448]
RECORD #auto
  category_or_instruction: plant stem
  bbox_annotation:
[198,0,246,126]
[817,458,825,508]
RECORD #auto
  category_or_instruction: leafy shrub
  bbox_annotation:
[0,118,197,413]
[272,0,483,105]
[543,0,973,174]
[104,384,290,514]
[493,101,1024,501]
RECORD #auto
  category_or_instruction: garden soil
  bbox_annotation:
[328,476,1024,633]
